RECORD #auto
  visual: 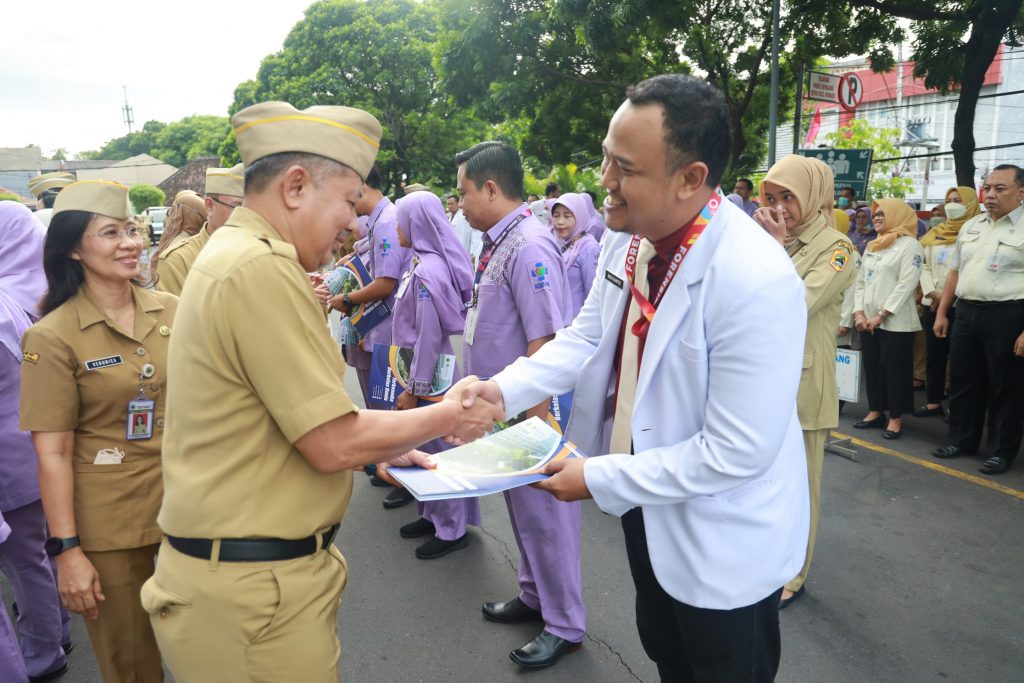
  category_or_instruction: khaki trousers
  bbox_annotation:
[142,539,348,683]
[85,545,163,683]
[786,428,827,593]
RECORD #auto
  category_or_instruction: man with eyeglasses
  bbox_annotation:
[155,164,245,296]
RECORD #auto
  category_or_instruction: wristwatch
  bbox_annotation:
[44,535,81,557]
[341,294,354,310]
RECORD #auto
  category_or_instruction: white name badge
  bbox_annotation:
[464,307,478,346]
[395,271,413,300]
[935,247,949,265]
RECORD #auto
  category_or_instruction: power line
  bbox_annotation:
[873,140,1024,163]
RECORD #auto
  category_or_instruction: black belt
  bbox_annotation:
[166,525,340,562]
[958,299,1024,309]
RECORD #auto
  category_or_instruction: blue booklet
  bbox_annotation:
[323,253,391,336]
[387,417,583,501]
[368,343,457,409]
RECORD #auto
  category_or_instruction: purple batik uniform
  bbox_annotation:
[0,287,68,678]
[363,197,412,353]
[392,192,481,539]
[552,193,601,321]
[343,217,373,405]
[463,204,586,643]
[0,510,29,683]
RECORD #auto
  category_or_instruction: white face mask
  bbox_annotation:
[945,202,967,220]
[928,216,944,227]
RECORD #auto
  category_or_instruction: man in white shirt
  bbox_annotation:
[453,74,809,681]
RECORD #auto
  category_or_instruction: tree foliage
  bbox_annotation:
[80,116,231,167]
[128,185,166,213]
[231,0,487,193]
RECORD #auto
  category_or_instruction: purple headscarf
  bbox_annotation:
[726,193,745,209]
[583,197,606,242]
[0,202,47,319]
[395,192,474,335]
[0,288,32,363]
[848,206,876,254]
[551,193,600,268]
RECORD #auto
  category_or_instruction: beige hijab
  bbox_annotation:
[867,198,919,252]
[760,155,836,244]
[152,190,207,273]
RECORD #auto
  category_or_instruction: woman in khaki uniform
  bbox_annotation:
[853,199,925,439]
[754,155,856,609]
[19,180,176,683]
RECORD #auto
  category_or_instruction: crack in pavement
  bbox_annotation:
[477,529,645,681]
[584,632,645,682]
[477,526,518,575]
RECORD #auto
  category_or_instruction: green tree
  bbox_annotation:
[79,121,166,160]
[0,192,23,202]
[128,185,166,213]
[231,0,487,194]
[150,115,232,167]
[48,148,68,161]
[824,118,915,199]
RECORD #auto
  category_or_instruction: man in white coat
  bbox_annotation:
[453,74,810,680]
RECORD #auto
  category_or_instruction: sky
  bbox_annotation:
[1,0,314,158]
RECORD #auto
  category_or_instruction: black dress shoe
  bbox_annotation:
[853,415,886,429]
[882,429,901,440]
[779,584,805,610]
[415,534,468,559]
[382,487,414,509]
[62,641,73,655]
[29,661,69,683]
[980,456,1011,475]
[399,518,435,539]
[932,445,969,459]
[369,474,393,488]
[509,630,582,668]
[482,596,543,624]
[913,405,945,418]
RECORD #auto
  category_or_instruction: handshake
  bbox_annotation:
[442,375,506,443]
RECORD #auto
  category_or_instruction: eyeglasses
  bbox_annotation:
[209,196,242,210]
[86,226,144,242]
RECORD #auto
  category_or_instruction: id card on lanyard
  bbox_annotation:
[465,209,531,345]
[624,190,721,338]
[126,364,156,441]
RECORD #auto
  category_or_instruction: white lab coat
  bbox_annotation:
[493,199,810,609]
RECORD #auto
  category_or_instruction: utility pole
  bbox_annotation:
[793,64,804,154]
[122,85,135,134]
[767,0,781,165]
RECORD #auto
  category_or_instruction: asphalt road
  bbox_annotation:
[4,364,1023,682]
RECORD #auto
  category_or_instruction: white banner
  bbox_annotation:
[836,349,861,403]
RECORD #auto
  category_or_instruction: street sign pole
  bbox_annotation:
[768,0,780,166]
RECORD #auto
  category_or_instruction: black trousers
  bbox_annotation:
[621,508,782,682]
[861,328,915,418]
[947,300,1024,460]
[922,306,954,405]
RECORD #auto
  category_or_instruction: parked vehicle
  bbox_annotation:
[144,206,169,239]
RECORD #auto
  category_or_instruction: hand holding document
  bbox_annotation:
[386,417,582,501]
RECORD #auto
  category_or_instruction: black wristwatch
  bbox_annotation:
[341,294,354,311]
[45,536,81,557]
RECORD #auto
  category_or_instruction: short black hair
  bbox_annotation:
[364,164,382,190]
[736,178,754,192]
[454,141,524,200]
[41,188,61,208]
[244,152,348,194]
[626,74,732,187]
[446,194,459,202]
[584,190,598,203]
[993,164,1024,186]
[840,187,856,197]
[544,182,559,197]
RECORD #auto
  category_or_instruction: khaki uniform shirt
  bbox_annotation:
[155,225,210,296]
[949,206,1024,302]
[158,207,357,539]
[19,286,177,552]
[787,221,856,429]
[854,236,924,332]
[919,241,956,307]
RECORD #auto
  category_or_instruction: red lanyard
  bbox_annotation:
[624,190,721,338]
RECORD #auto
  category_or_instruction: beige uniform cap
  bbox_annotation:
[28,171,76,198]
[205,162,245,198]
[52,180,132,220]
[231,101,382,180]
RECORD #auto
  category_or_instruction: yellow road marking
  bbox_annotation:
[830,431,1024,502]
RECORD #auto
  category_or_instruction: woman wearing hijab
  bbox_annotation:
[849,206,876,254]
[0,203,71,681]
[915,186,980,418]
[834,208,851,234]
[852,199,926,440]
[390,191,481,560]
[582,191,607,243]
[19,181,176,682]
[151,190,206,282]
[754,154,856,609]
[550,193,601,320]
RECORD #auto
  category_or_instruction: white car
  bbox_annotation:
[144,206,169,239]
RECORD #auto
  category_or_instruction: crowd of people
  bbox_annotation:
[0,71,1022,683]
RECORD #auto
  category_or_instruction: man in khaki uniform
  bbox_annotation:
[155,164,245,296]
[142,101,501,682]
[756,154,856,608]
[27,171,76,228]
